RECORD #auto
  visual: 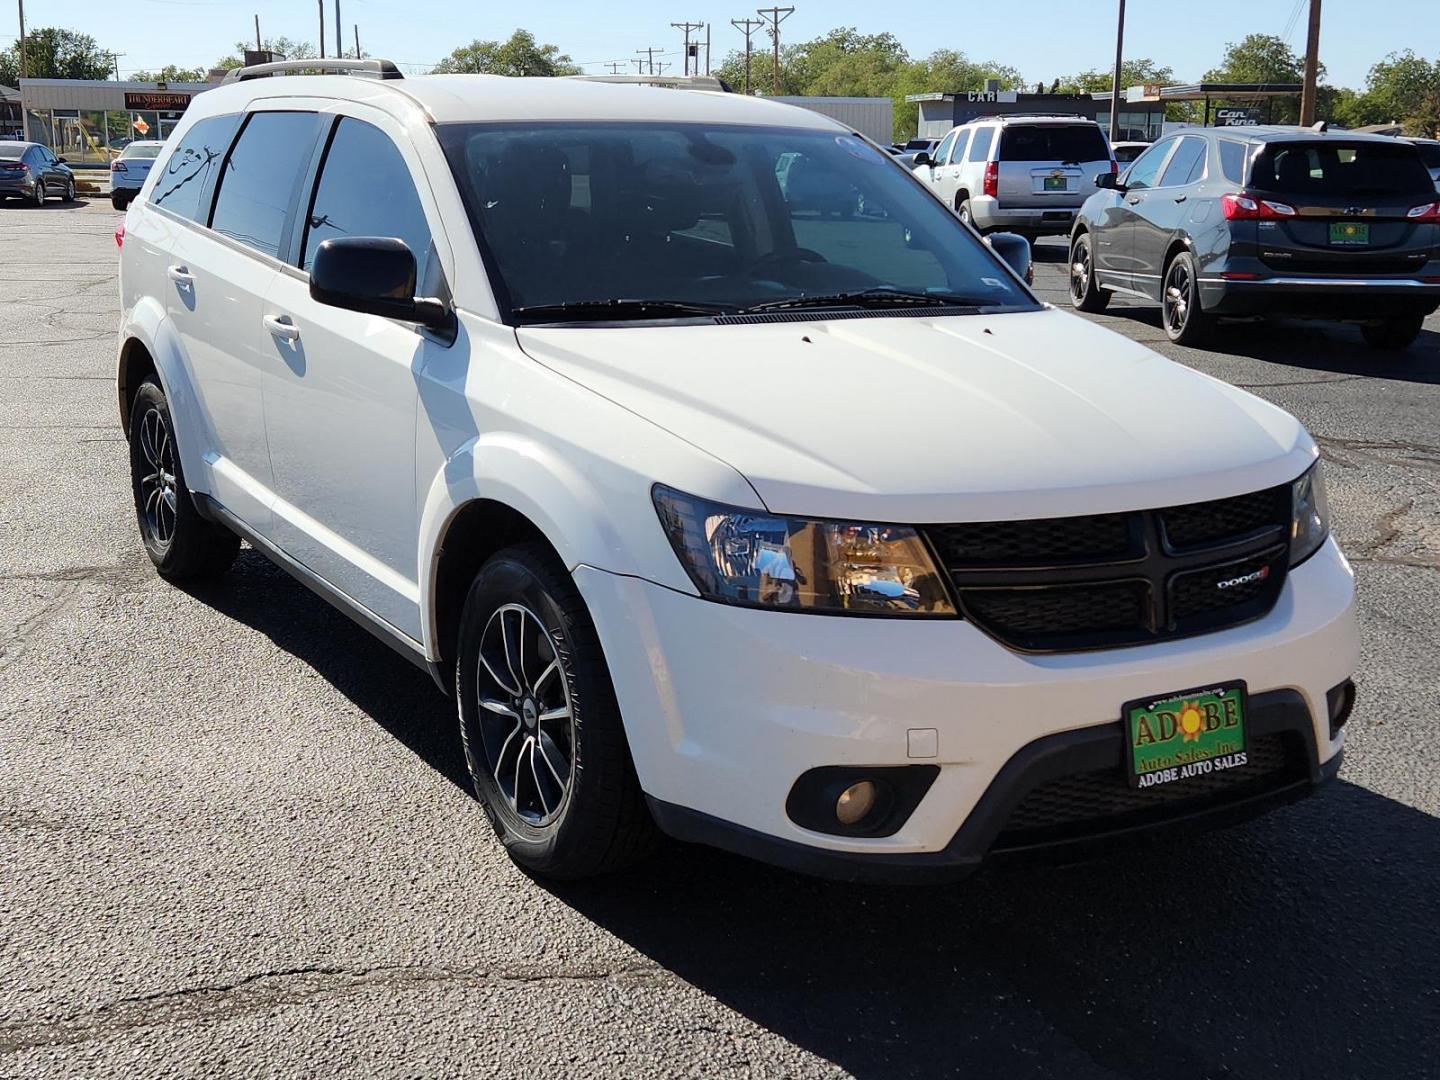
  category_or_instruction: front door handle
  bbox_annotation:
[1127,196,1143,205]
[166,264,193,289]
[263,314,301,342]
[1173,194,1188,203]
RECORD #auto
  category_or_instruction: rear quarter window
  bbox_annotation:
[999,125,1109,163]
[1218,140,1248,185]
[967,127,994,162]
[152,114,241,222]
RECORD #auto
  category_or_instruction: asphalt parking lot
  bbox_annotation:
[2,199,1438,1079]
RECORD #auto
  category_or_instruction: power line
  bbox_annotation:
[730,17,762,95]
[670,20,703,76]
[754,6,793,96]
[635,45,663,75]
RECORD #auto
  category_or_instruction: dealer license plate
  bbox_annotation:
[1044,175,1068,192]
[1329,222,1369,246]
[1124,682,1248,789]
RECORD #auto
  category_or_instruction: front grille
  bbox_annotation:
[997,733,1297,846]
[925,484,1291,652]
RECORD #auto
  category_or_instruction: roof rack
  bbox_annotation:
[568,73,733,93]
[982,113,1088,121]
[222,57,403,84]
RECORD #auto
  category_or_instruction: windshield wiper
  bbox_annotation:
[511,298,736,323]
[739,289,991,314]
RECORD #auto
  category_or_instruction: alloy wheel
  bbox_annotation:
[1070,239,1092,303]
[1163,260,1192,335]
[475,603,575,827]
[33,180,45,206]
[136,406,178,548]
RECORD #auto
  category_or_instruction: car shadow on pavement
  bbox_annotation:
[182,550,1437,1079]
[179,549,472,792]
[547,778,1437,1078]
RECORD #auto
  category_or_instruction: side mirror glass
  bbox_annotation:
[1095,171,1120,190]
[985,232,1033,286]
[309,237,450,331]
[912,151,932,167]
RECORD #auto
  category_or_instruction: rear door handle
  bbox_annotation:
[166,264,193,288]
[263,314,301,342]
[1127,196,1143,205]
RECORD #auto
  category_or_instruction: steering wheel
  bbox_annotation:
[747,248,827,276]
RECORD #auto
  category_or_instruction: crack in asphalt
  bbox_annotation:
[1236,374,1369,389]
[0,962,671,1053]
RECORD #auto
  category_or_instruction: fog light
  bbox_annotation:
[836,781,878,826]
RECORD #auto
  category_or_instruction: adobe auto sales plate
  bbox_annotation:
[1124,681,1248,789]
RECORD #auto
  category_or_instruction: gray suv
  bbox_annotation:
[917,115,1114,239]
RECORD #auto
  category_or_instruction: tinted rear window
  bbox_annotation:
[152,114,240,221]
[1218,140,1248,184]
[0,144,25,159]
[1250,141,1434,197]
[1413,142,1440,168]
[999,125,1108,163]
[121,144,162,160]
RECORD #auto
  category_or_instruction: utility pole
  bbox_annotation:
[731,18,761,95]
[1299,0,1322,126]
[353,24,360,59]
[109,52,125,81]
[704,23,711,75]
[655,61,671,76]
[1107,0,1126,142]
[318,0,325,57]
[755,6,793,96]
[605,61,627,75]
[671,21,702,76]
[636,47,661,75]
[254,14,262,51]
[334,0,342,59]
[16,0,26,139]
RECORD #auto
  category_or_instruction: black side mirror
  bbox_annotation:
[1095,171,1121,190]
[986,232,1033,286]
[310,237,451,331]
[55,156,67,164]
[912,151,933,167]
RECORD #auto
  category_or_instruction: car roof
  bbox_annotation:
[962,115,1097,126]
[191,72,847,132]
[1225,125,1417,146]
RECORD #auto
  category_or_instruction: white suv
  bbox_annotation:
[116,61,1358,882]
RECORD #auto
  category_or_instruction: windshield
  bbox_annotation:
[121,143,162,160]
[998,125,1109,163]
[438,122,1035,322]
[1250,141,1434,197]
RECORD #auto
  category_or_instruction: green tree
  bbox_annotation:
[0,28,114,84]
[432,30,579,76]
[892,50,1025,141]
[1201,34,1316,125]
[212,37,318,71]
[1055,58,1174,94]
[1345,51,1440,135]
[129,64,208,83]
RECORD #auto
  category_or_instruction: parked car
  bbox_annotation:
[917,115,1115,239]
[1070,126,1440,349]
[111,140,165,210]
[0,141,76,205]
[1111,140,1150,164]
[1403,137,1440,189]
[117,61,1356,883]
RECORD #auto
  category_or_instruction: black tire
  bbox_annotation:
[31,180,45,207]
[1069,232,1110,313]
[456,544,656,879]
[956,197,973,228]
[1361,314,1424,351]
[111,193,128,211]
[64,177,76,202]
[128,378,240,580]
[1161,251,1211,346]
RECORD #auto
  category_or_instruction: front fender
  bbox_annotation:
[118,298,212,496]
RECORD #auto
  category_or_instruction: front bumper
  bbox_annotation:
[576,537,1358,879]
[969,196,1081,236]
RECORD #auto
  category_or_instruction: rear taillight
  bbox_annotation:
[0,162,25,172]
[114,221,125,248]
[1221,193,1297,220]
[1406,202,1440,222]
[111,160,127,173]
[982,160,999,199]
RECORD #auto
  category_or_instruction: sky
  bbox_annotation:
[5,0,1412,90]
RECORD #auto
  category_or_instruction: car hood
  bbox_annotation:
[515,308,1314,522]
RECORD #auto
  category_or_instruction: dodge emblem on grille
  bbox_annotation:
[1216,566,1270,590]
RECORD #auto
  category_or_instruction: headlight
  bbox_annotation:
[1290,461,1330,566]
[652,486,956,616]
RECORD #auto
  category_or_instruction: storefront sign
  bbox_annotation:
[1215,107,1261,127]
[124,92,191,112]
